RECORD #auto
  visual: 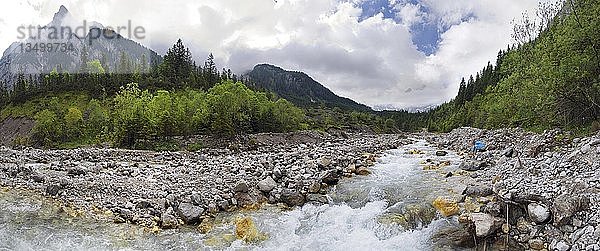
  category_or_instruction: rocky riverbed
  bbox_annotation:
[2,128,599,250]
[426,127,600,250]
[0,131,407,232]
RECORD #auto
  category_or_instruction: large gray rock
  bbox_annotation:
[191,192,203,206]
[257,177,277,192]
[306,194,328,204]
[319,170,340,185]
[281,189,305,207]
[527,203,550,223]
[552,194,590,226]
[45,184,61,196]
[233,179,249,193]
[462,184,493,197]
[176,202,204,224]
[469,213,503,237]
[66,167,87,176]
[551,241,570,251]
[501,148,514,157]
[319,157,332,167]
[459,160,487,171]
[431,223,475,248]
[161,213,179,229]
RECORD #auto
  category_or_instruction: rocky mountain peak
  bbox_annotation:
[52,5,71,24]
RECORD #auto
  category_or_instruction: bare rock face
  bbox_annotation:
[319,170,340,185]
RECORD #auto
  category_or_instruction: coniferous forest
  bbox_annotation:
[1,0,599,149]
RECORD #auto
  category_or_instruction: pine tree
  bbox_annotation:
[202,53,218,89]
[160,39,194,88]
[80,46,89,73]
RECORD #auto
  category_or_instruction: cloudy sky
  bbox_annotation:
[0,0,551,109]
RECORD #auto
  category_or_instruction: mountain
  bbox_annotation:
[0,5,160,87]
[373,103,438,112]
[245,64,371,112]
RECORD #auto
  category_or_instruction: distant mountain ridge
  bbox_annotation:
[245,64,371,111]
[0,5,160,86]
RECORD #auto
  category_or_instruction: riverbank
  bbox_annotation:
[0,131,408,232]
[3,128,598,250]
[426,127,600,250]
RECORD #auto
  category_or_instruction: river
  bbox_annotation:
[0,139,469,250]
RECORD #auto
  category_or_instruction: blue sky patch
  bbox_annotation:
[356,0,473,55]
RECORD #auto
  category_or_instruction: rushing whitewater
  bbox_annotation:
[0,140,466,250]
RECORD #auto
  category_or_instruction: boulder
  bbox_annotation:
[191,192,203,205]
[281,189,305,207]
[45,184,61,196]
[319,170,340,185]
[552,194,590,226]
[135,199,152,209]
[234,189,265,208]
[431,223,475,248]
[319,157,332,167]
[459,160,487,171]
[552,241,570,251]
[306,194,329,204]
[432,196,460,217]
[160,213,179,229]
[528,239,545,250]
[31,173,45,183]
[176,202,204,224]
[233,180,249,193]
[462,184,493,197]
[502,148,514,157]
[356,167,372,176]
[257,177,277,193]
[66,167,86,176]
[436,150,448,156]
[527,203,550,223]
[469,213,503,237]
[307,181,321,193]
[482,201,502,217]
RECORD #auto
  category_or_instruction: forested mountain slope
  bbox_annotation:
[245,64,371,112]
[425,0,600,133]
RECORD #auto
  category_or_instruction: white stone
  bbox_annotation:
[470,213,502,237]
[528,203,550,223]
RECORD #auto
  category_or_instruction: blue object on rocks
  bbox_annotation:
[473,140,486,152]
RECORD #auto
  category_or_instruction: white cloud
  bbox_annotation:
[0,0,550,109]
[395,3,426,27]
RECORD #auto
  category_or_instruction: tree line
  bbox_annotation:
[0,39,239,107]
[422,0,600,133]
[31,81,304,148]
[0,39,306,148]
